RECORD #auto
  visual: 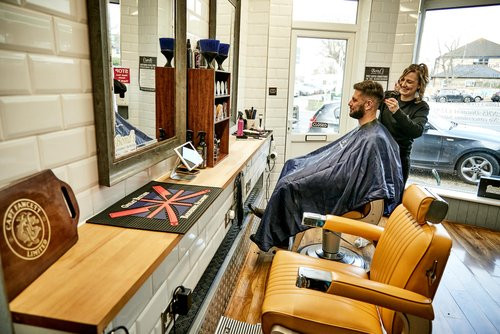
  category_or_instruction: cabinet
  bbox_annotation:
[188,69,230,167]
[155,67,175,141]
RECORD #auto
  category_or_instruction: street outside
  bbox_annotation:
[290,94,500,192]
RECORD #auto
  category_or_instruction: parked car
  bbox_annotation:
[308,102,340,133]
[433,89,478,103]
[410,115,500,184]
[295,83,323,96]
[491,91,500,102]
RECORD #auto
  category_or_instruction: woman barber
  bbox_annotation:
[379,63,430,185]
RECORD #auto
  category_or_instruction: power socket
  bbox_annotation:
[161,301,174,334]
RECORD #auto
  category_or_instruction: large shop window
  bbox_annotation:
[411,3,500,194]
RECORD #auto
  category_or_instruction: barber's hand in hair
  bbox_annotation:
[384,98,400,114]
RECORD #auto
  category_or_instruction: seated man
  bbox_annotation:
[250,80,404,252]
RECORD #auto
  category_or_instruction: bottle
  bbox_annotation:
[194,41,201,69]
[186,129,194,146]
[187,39,193,69]
[196,131,207,168]
[237,112,244,136]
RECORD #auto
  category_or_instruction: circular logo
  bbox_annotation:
[3,199,51,260]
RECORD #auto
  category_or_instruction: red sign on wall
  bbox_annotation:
[113,67,130,83]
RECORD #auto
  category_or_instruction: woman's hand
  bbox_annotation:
[384,98,400,114]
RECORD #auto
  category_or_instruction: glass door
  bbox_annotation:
[286,30,355,159]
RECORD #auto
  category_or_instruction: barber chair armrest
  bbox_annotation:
[323,215,384,241]
[327,271,434,320]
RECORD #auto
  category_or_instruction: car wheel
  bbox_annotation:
[464,97,471,103]
[456,152,500,184]
[474,96,482,102]
[439,97,446,103]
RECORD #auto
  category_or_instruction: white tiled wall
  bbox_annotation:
[0,0,178,224]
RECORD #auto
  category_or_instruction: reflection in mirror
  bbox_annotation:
[107,0,175,159]
[87,0,186,186]
[214,0,239,124]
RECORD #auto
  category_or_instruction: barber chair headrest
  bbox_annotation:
[402,184,448,225]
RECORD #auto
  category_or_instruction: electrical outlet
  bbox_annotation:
[161,301,174,334]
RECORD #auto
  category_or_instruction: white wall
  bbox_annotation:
[0,0,177,225]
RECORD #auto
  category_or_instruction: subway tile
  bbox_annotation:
[81,59,92,92]
[91,180,126,214]
[189,231,206,268]
[152,245,179,293]
[125,170,150,195]
[50,165,68,183]
[183,260,200,291]
[0,137,40,186]
[178,226,198,259]
[29,54,81,93]
[13,323,70,334]
[38,127,88,168]
[0,50,31,94]
[113,278,154,330]
[76,0,87,23]
[0,3,55,53]
[54,17,89,57]
[75,188,93,225]
[86,126,96,155]
[67,156,98,193]
[0,95,63,139]
[166,251,190,304]
[61,94,93,128]
[153,318,162,334]
[25,0,77,19]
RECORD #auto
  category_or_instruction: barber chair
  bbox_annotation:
[292,199,384,267]
[261,184,451,334]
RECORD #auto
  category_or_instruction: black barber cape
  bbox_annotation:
[250,119,403,252]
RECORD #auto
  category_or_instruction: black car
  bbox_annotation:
[492,91,500,102]
[433,89,480,103]
[308,102,341,133]
[410,115,500,184]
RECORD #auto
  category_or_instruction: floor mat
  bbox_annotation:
[215,316,262,334]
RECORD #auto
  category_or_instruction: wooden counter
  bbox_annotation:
[9,136,270,333]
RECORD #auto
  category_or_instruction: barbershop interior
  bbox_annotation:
[1,0,500,333]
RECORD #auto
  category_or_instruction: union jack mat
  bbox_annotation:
[87,181,222,234]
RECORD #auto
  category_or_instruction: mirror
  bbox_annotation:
[211,0,240,125]
[87,0,187,186]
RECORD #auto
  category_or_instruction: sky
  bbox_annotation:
[418,5,500,71]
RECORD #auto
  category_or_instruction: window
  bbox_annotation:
[412,3,500,193]
[292,0,358,24]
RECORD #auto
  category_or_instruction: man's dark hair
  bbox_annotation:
[353,80,384,109]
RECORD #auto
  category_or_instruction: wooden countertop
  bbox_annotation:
[9,135,270,333]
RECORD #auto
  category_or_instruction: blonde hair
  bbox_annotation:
[399,63,429,103]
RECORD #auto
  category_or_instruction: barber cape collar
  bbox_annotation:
[87,181,222,234]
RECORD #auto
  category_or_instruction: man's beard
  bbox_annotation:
[349,105,365,119]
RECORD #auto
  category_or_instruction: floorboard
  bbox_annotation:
[224,221,500,333]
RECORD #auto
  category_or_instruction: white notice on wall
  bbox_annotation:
[139,56,156,92]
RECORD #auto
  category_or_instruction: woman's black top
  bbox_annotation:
[378,98,429,156]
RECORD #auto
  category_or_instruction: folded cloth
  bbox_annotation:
[250,119,403,252]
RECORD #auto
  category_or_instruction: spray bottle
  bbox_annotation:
[186,129,194,146]
[237,111,244,136]
[196,131,207,168]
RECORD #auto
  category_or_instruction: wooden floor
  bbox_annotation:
[224,220,500,333]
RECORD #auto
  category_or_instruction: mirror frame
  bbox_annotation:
[210,0,241,126]
[87,0,187,186]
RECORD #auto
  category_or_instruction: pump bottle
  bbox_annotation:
[187,39,193,69]
[237,112,244,136]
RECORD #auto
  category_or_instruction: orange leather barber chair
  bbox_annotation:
[261,184,451,334]
[293,199,384,267]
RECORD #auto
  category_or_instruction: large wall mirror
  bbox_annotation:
[210,0,240,125]
[87,0,187,186]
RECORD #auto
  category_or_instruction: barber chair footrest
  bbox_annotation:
[299,244,367,269]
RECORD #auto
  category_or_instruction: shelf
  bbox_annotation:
[215,117,230,124]
[215,94,230,98]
